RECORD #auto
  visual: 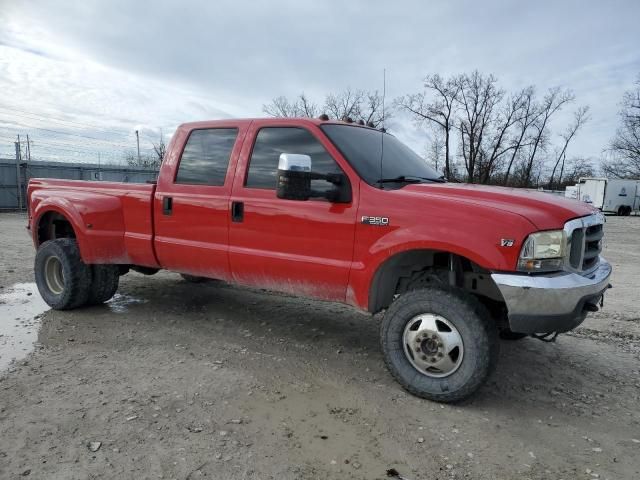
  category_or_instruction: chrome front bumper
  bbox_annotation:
[491,258,612,334]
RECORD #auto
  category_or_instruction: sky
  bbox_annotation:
[0,0,639,166]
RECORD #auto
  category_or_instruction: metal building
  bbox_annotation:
[0,158,158,210]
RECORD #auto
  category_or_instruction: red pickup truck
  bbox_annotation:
[27,117,612,402]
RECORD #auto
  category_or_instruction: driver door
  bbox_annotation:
[228,121,359,302]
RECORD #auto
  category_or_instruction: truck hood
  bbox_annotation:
[403,183,596,230]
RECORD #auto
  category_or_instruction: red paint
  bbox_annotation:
[27,118,597,312]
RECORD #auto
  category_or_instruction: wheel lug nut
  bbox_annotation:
[421,355,427,361]
[438,343,443,348]
[437,352,443,358]
[430,357,436,362]
[415,338,421,343]
[415,348,421,353]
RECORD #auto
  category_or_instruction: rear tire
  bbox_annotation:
[35,238,91,310]
[617,206,631,216]
[87,265,120,305]
[380,287,499,403]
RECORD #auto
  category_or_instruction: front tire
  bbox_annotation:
[380,287,499,403]
[35,239,91,310]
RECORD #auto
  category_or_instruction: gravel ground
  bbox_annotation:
[0,212,639,480]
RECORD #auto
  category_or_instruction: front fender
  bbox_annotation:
[346,221,529,312]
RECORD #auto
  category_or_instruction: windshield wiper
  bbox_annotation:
[376,175,445,184]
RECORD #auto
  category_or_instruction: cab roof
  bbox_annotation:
[178,117,381,131]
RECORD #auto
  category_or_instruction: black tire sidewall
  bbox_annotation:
[34,239,90,310]
[381,288,496,402]
[87,265,119,305]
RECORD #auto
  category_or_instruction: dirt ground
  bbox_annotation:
[0,212,639,480]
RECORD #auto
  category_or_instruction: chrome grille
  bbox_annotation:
[583,224,603,270]
[565,213,604,274]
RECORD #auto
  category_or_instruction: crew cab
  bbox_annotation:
[27,117,612,402]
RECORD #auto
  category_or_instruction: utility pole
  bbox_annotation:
[135,129,141,165]
[15,136,23,211]
[26,134,31,161]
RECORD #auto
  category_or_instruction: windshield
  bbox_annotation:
[320,124,443,187]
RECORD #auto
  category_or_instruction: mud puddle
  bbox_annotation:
[106,293,147,313]
[0,283,49,371]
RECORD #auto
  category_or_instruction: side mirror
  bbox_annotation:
[277,153,312,201]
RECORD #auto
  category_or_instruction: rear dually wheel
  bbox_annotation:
[35,238,91,310]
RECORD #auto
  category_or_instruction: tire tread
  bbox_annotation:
[380,286,499,403]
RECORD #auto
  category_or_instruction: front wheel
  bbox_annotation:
[35,238,91,310]
[380,287,499,403]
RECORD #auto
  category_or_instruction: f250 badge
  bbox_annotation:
[362,216,389,226]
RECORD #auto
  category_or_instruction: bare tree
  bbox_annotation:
[503,87,538,186]
[561,157,595,186]
[548,106,589,188]
[263,89,387,127]
[395,74,461,179]
[602,75,640,178]
[262,93,318,118]
[425,131,446,172]
[456,71,504,182]
[360,91,386,127]
[262,96,299,117]
[478,89,529,183]
[520,87,575,186]
[297,93,319,117]
[125,151,158,169]
[152,130,167,165]
[324,88,364,121]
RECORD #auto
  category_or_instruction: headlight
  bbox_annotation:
[517,230,565,272]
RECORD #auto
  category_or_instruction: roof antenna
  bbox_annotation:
[379,68,386,188]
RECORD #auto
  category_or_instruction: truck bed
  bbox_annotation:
[27,178,159,267]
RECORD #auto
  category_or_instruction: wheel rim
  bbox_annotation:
[402,313,464,378]
[44,255,65,295]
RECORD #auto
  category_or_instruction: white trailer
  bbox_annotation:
[577,177,640,215]
[565,185,578,199]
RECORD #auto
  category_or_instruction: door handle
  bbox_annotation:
[231,201,244,222]
[162,196,173,215]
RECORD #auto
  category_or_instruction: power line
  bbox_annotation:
[0,134,136,152]
[0,120,135,147]
[0,105,134,136]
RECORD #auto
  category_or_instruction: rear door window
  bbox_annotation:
[176,128,238,185]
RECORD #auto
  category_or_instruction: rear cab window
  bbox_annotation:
[176,128,238,185]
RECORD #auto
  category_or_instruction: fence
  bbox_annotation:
[0,157,158,210]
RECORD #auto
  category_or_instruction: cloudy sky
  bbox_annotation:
[0,0,638,165]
